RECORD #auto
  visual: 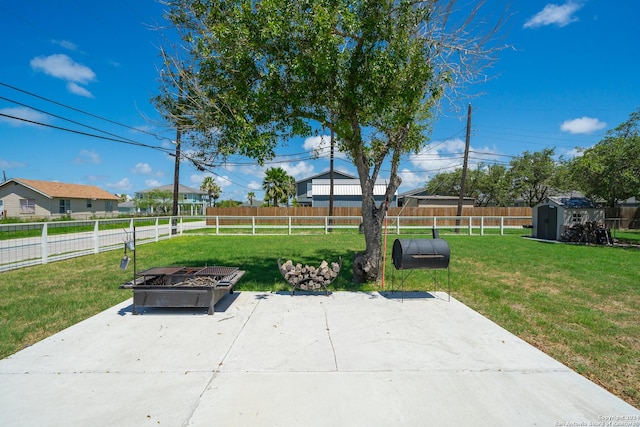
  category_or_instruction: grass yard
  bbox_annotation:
[0,233,638,408]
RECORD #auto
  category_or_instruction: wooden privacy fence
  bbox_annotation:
[206,206,533,218]
[204,207,533,229]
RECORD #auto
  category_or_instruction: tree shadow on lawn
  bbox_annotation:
[170,247,363,292]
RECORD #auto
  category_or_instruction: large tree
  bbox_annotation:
[569,109,640,207]
[425,168,481,202]
[425,163,513,207]
[476,163,513,207]
[156,0,504,282]
[509,148,557,207]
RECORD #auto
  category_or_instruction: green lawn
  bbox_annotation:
[1,233,639,408]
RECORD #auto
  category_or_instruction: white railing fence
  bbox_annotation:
[1,215,531,272]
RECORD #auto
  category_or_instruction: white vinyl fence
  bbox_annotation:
[0,215,530,272]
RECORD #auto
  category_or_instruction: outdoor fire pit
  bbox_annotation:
[120,266,245,315]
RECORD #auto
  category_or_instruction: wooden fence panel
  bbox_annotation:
[206,206,533,218]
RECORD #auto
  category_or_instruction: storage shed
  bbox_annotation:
[532,197,605,241]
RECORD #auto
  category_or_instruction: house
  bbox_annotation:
[117,200,137,215]
[532,196,605,241]
[294,170,397,208]
[397,188,475,208]
[0,178,119,220]
[134,184,207,215]
[294,170,356,206]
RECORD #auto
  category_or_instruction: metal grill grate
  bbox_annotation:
[196,266,239,277]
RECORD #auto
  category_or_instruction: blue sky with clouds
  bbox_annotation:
[1,1,638,202]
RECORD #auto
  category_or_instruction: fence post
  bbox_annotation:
[156,217,160,241]
[94,220,100,254]
[288,216,292,235]
[324,216,328,234]
[41,223,48,265]
[179,216,183,235]
[433,216,437,231]
[396,216,400,234]
[216,216,219,235]
[252,216,256,235]
[480,216,484,236]
[500,217,504,235]
[469,217,473,235]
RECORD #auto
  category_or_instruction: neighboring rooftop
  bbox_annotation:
[2,178,119,200]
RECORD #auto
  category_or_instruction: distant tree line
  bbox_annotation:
[426,109,640,207]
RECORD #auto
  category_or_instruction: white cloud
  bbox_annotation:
[106,178,133,191]
[131,163,153,175]
[407,138,502,184]
[0,157,27,169]
[74,149,101,164]
[302,135,348,160]
[398,169,429,190]
[282,161,314,179]
[409,138,466,173]
[30,54,96,84]
[189,173,233,189]
[560,117,606,134]
[0,107,48,127]
[524,1,583,29]
[144,179,162,187]
[67,82,94,98]
[248,181,261,190]
[51,39,78,51]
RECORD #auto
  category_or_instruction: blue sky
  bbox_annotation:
[1,1,638,202]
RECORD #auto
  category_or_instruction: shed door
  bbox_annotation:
[538,205,557,240]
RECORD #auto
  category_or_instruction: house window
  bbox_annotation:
[19,199,36,214]
[87,199,92,208]
[572,213,582,223]
[59,199,71,214]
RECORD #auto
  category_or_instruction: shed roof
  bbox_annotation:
[3,178,119,200]
[547,196,598,209]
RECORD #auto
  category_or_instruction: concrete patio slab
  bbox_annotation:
[0,291,637,426]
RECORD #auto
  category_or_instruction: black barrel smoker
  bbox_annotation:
[391,229,451,300]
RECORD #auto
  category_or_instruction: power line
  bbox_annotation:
[0,81,168,141]
[0,95,160,148]
[0,112,173,153]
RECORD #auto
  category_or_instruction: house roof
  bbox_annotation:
[136,184,206,194]
[3,178,119,200]
[398,188,429,197]
[295,170,356,184]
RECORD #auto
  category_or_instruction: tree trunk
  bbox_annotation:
[352,176,399,283]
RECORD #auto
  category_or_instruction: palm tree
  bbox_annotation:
[262,167,291,207]
[283,175,296,207]
[200,176,221,207]
[247,191,255,206]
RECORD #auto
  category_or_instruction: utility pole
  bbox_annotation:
[171,129,181,234]
[172,76,183,234]
[172,129,181,217]
[328,128,334,232]
[455,103,472,233]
